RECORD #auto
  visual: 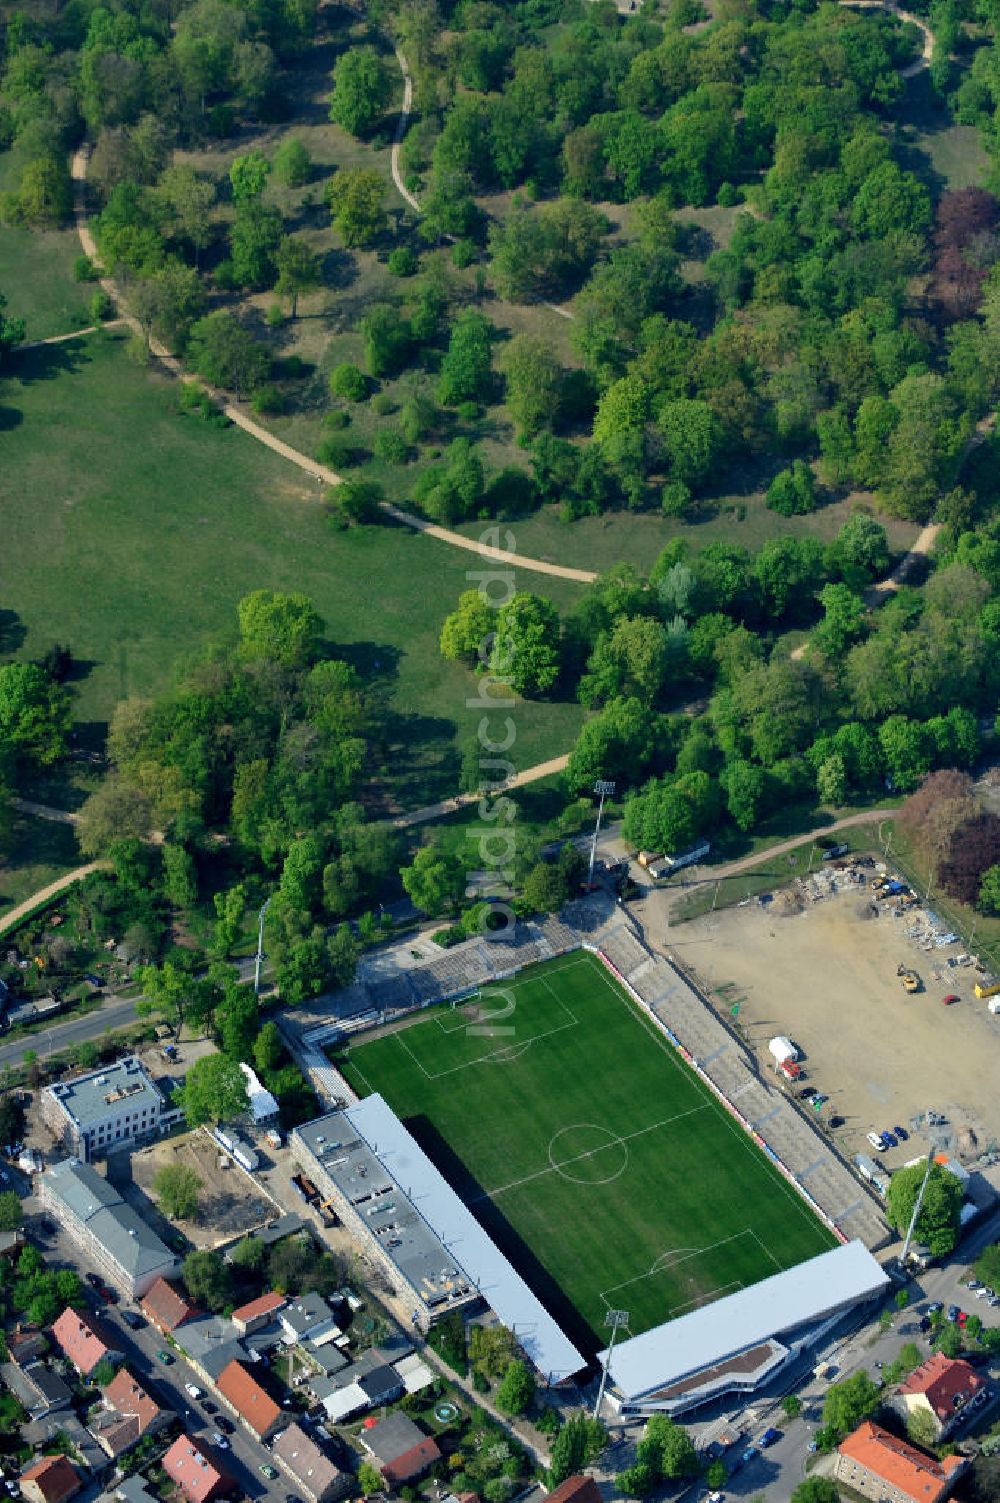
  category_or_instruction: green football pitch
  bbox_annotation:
[337,950,836,1350]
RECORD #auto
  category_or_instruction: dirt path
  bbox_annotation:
[0,862,105,937]
[11,799,81,825]
[703,808,895,882]
[390,47,421,213]
[379,503,597,582]
[15,319,126,352]
[392,753,571,828]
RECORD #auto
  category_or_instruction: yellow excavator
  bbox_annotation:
[897,963,921,993]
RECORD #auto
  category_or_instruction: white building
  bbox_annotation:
[239,1064,279,1127]
[41,1057,174,1161]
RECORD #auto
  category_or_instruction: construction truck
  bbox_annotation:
[897,963,921,993]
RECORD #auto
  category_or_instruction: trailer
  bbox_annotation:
[769,1035,799,1064]
[233,1143,259,1172]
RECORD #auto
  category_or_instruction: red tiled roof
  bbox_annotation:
[381,1438,442,1486]
[163,1437,227,1503]
[20,1456,79,1503]
[140,1277,195,1331]
[216,1360,280,1438]
[103,1367,162,1434]
[897,1352,985,1420]
[546,1480,602,1503]
[51,1308,111,1375]
[231,1292,287,1323]
[839,1421,965,1503]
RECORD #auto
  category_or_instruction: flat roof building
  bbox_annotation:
[40,1161,178,1299]
[600,1240,890,1415]
[41,1058,171,1161]
[292,1098,584,1382]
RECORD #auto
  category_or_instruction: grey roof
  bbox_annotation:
[177,1315,242,1363]
[601,1240,891,1401]
[281,1294,333,1337]
[46,1057,163,1129]
[311,1345,349,1376]
[325,1350,386,1394]
[249,1215,305,1247]
[201,1340,251,1382]
[362,1412,426,1467]
[25,1365,72,1407]
[297,1098,584,1382]
[358,1366,404,1404]
[108,1478,159,1503]
[40,1161,176,1281]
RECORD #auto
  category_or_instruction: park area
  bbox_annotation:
[337,948,835,1353]
[667,876,1000,1174]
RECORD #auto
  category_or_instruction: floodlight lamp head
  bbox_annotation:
[594,780,616,796]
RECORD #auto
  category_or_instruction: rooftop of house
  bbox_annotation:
[362,1412,430,1467]
[272,1422,345,1494]
[897,1352,986,1418]
[839,1421,966,1502]
[162,1437,227,1503]
[232,1292,287,1324]
[45,1057,163,1128]
[51,1307,114,1375]
[216,1359,281,1435]
[543,1479,603,1503]
[42,1162,176,1280]
[102,1367,162,1433]
[281,1293,333,1335]
[20,1456,79,1503]
[140,1277,196,1331]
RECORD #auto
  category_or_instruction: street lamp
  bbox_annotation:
[588,780,616,889]
[254,897,272,997]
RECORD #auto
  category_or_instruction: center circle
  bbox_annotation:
[548,1123,629,1185]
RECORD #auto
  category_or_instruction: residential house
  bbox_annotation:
[360,1413,442,1488]
[39,1161,178,1299]
[889,1352,988,1440]
[90,1368,168,1459]
[231,1292,287,1337]
[0,1359,71,1419]
[20,1457,80,1503]
[215,1360,282,1442]
[162,1437,230,1503]
[311,1349,404,1423]
[545,1480,603,1503]
[272,1422,351,1503]
[835,1421,966,1503]
[100,1478,159,1503]
[51,1307,122,1377]
[23,1413,107,1475]
[8,1327,47,1365]
[141,1278,196,1335]
[0,1232,26,1262]
[279,1294,337,1347]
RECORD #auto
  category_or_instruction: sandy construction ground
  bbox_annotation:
[666,882,1000,1173]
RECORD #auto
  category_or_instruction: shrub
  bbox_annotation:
[324,409,350,430]
[329,479,382,524]
[767,461,817,516]
[452,238,477,268]
[329,362,367,402]
[74,255,98,282]
[273,137,312,187]
[252,384,286,416]
[212,259,239,292]
[717,181,738,206]
[661,479,691,516]
[388,246,419,277]
[372,392,395,416]
[278,354,309,379]
[90,290,114,323]
[316,436,356,468]
[265,302,284,328]
[457,400,480,421]
[374,430,408,464]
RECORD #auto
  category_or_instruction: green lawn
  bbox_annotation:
[1,331,585,810]
[338,949,835,1350]
[0,813,81,920]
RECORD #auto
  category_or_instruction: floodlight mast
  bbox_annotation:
[588,780,616,889]
[593,1307,629,1420]
[901,1136,938,1265]
[254,896,272,997]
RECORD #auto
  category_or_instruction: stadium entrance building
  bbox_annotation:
[599,1241,889,1417]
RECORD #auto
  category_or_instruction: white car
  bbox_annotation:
[212,1434,230,1449]
[184,1383,203,1400]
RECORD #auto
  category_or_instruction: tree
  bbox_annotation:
[182,1248,233,1311]
[0,291,25,363]
[92,1357,117,1387]
[213,883,247,956]
[438,310,494,407]
[0,1192,23,1232]
[639,1414,697,1480]
[548,1414,607,1487]
[721,760,767,833]
[401,845,466,915]
[237,589,322,667]
[879,716,932,793]
[489,199,605,301]
[215,982,260,1061]
[329,46,392,136]
[230,202,283,288]
[499,335,562,438]
[274,138,311,187]
[162,843,197,911]
[0,663,71,768]
[782,1394,802,1419]
[330,479,381,526]
[137,961,213,1039]
[153,1162,202,1219]
[939,812,1000,904]
[886,1161,964,1256]
[326,168,387,247]
[229,148,271,201]
[496,1359,536,1417]
[980,865,1000,915]
[159,165,215,266]
[704,1461,728,1490]
[618,1462,656,1498]
[275,236,321,319]
[254,1021,284,1073]
[469,1324,519,1378]
[491,593,561,697]
[358,1462,384,1496]
[187,312,270,398]
[659,399,724,491]
[17,156,72,227]
[360,304,412,378]
[767,461,817,517]
[179,1054,249,1127]
[0,1096,26,1151]
[822,1371,882,1438]
[907,1407,940,1448]
[790,1481,840,1503]
[440,591,494,665]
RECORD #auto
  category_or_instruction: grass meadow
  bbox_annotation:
[338,949,835,1349]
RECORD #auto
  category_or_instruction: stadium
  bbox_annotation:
[288,914,891,1414]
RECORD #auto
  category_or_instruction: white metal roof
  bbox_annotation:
[345,1094,585,1383]
[239,1063,279,1122]
[601,1240,890,1400]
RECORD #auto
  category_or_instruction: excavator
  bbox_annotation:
[897,963,921,993]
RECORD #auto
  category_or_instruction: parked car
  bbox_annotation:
[968,1279,982,1290]
[989,1296,1000,1308]
[822,845,849,861]
[759,1428,782,1448]
[202,1400,217,1414]
[829,1114,844,1128]
[99,1286,117,1304]
[85,1273,102,1288]
[260,1466,278,1480]
[958,1311,969,1327]
[38,1218,55,1237]
[943,994,959,1006]
[919,1316,931,1331]
[894,1125,908,1140]
[947,1306,960,1322]
[216,1416,234,1435]
[881,1130,898,1147]
[212,1434,229,1450]
[739,1447,759,1467]
[184,1384,202,1400]
[156,1350,174,1365]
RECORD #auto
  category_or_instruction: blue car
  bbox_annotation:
[881,1130,898,1147]
[947,1305,960,1321]
[760,1428,782,1448]
[740,1446,759,1466]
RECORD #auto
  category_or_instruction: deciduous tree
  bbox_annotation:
[153,1162,202,1219]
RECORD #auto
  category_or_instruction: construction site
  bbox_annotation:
[666,857,1000,1180]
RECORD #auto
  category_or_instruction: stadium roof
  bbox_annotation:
[298,1098,585,1382]
[602,1240,889,1401]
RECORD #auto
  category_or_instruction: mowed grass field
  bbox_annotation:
[338,950,835,1350]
